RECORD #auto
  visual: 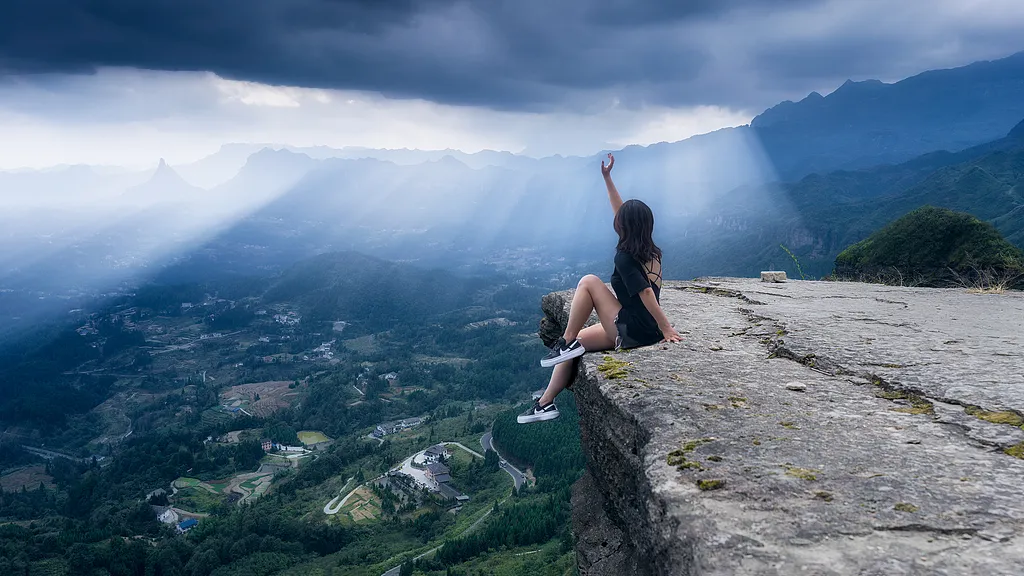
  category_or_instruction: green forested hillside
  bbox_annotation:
[0,249,575,576]
[834,206,1024,286]
[665,120,1024,280]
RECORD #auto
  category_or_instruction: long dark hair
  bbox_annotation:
[613,199,662,263]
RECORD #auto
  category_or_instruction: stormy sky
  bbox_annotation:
[2,0,1023,168]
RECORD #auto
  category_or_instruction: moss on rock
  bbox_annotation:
[894,502,919,513]
[597,356,631,380]
[697,479,726,491]
[965,406,1024,427]
[1004,442,1024,459]
[784,466,819,481]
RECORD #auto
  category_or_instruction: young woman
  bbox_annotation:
[518,153,682,424]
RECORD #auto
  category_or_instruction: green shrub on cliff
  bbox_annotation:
[833,206,1024,288]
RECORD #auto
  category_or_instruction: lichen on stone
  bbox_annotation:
[1004,442,1024,459]
[682,438,714,451]
[964,406,1024,427]
[667,438,715,472]
[894,502,919,513]
[728,396,747,408]
[784,466,819,481]
[666,450,703,471]
[892,399,934,415]
[875,388,935,415]
[597,356,631,380]
[706,455,723,462]
[779,420,800,430]
[814,491,834,502]
[697,479,726,491]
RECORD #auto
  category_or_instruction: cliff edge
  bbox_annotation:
[540,278,1024,575]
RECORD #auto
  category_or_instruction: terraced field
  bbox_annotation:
[297,430,331,445]
[338,487,382,524]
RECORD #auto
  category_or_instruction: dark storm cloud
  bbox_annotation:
[1,0,1022,111]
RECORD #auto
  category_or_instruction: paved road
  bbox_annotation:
[480,432,525,491]
[323,478,356,515]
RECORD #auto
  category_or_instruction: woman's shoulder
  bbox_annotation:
[614,249,640,267]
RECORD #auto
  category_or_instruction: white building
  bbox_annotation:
[423,444,450,464]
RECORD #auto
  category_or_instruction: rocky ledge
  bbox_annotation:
[540,278,1024,575]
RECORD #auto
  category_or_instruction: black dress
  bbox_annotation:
[610,250,663,349]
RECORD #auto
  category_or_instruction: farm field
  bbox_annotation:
[0,465,55,491]
[342,334,380,354]
[219,380,299,417]
[297,430,331,445]
[173,486,223,514]
[338,487,382,524]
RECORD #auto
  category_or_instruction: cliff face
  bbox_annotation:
[541,278,1024,575]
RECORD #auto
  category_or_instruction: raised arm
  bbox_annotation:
[601,153,623,214]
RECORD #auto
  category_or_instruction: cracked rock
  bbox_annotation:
[543,278,1024,576]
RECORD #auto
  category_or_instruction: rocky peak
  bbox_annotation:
[542,278,1024,575]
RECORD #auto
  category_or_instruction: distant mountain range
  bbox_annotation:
[2,50,1024,296]
[673,118,1024,279]
[752,51,1024,178]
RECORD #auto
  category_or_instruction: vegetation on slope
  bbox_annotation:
[833,206,1024,287]
[664,119,1024,280]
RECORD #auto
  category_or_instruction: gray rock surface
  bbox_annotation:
[541,278,1024,576]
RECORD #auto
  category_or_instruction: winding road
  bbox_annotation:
[379,432,527,575]
[480,432,526,491]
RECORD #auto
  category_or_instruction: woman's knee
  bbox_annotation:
[578,274,601,289]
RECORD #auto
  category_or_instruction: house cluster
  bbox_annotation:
[311,339,336,360]
[423,444,450,463]
[260,439,306,453]
[372,417,423,438]
[273,312,301,325]
[424,462,450,487]
[423,460,467,502]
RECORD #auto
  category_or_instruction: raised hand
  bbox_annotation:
[601,153,615,177]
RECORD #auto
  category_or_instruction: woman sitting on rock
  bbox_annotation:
[518,153,682,424]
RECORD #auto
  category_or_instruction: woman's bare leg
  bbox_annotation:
[539,324,615,405]
[563,275,621,343]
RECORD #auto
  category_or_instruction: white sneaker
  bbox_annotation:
[517,401,560,424]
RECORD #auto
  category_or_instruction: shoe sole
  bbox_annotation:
[540,346,585,368]
[517,411,561,424]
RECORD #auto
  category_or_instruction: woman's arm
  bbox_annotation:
[601,153,623,214]
[639,288,682,342]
